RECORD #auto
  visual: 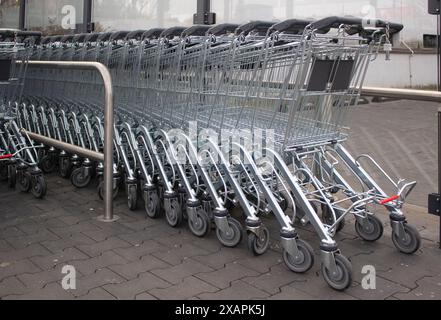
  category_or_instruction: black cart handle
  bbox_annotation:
[182,25,211,37]
[207,23,240,36]
[236,21,276,35]
[160,26,187,39]
[309,16,403,34]
[125,30,147,41]
[270,19,312,33]
[142,28,165,40]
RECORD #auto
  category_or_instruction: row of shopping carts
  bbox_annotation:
[0,16,420,291]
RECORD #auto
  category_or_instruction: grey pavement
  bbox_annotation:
[0,99,440,300]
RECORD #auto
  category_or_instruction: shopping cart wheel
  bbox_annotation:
[59,157,72,179]
[98,181,119,200]
[216,217,243,248]
[165,197,183,228]
[283,239,314,273]
[355,215,384,242]
[7,164,16,188]
[247,226,270,256]
[17,171,31,193]
[31,175,47,199]
[40,155,57,174]
[321,254,352,291]
[188,207,211,238]
[391,224,421,255]
[127,184,138,211]
[144,190,161,219]
[322,204,345,233]
[71,167,92,188]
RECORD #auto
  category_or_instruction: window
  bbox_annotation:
[0,0,20,29]
[92,0,196,31]
[25,0,83,35]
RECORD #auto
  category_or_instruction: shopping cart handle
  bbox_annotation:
[142,28,166,40]
[110,31,131,41]
[97,32,114,42]
[125,30,147,41]
[182,25,211,37]
[0,154,13,160]
[72,33,89,43]
[270,19,312,34]
[161,27,187,39]
[236,21,276,35]
[309,16,404,34]
[207,24,240,36]
[380,195,400,205]
[60,35,74,43]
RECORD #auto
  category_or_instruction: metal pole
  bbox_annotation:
[83,0,93,33]
[194,0,216,25]
[18,0,26,30]
[439,108,441,248]
[25,61,118,222]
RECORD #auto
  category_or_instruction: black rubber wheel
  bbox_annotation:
[59,157,72,179]
[283,239,315,273]
[247,226,270,256]
[391,223,421,254]
[98,180,119,200]
[216,217,243,248]
[322,204,345,233]
[165,197,183,228]
[31,175,47,199]
[355,215,384,242]
[17,171,31,193]
[40,155,57,174]
[188,207,211,238]
[7,165,16,188]
[127,184,138,211]
[71,167,91,188]
[144,190,161,219]
[321,254,353,291]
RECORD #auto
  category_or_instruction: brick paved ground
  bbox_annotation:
[0,100,440,300]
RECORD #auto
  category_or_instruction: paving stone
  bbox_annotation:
[104,272,171,300]
[118,226,178,245]
[198,280,269,300]
[73,268,125,297]
[268,285,316,300]
[152,243,212,266]
[113,240,168,262]
[77,287,116,300]
[135,292,158,300]
[18,218,69,235]
[18,265,71,290]
[0,259,41,282]
[76,237,132,257]
[154,231,196,248]
[49,221,102,238]
[40,233,97,253]
[236,249,283,274]
[3,282,75,300]
[394,275,441,300]
[121,219,161,231]
[346,276,410,300]
[152,259,214,285]
[1,226,26,238]
[192,247,242,270]
[30,247,90,270]
[149,276,218,300]
[0,244,52,263]
[243,264,302,295]
[73,251,129,276]
[6,229,60,249]
[0,276,29,298]
[196,262,260,290]
[109,255,170,280]
[0,240,13,252]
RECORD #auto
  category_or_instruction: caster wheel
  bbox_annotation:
[247,226,270,256]
[40,155,57,174]
[321,254,352,291]
[98,181,119,200]
[188,207,211,238]
[322,205,345,233]
[31,175,47,199]
[17,171,31,193]
[165,197,183,228]
[391,223,421,254]
[355,215,384,242]
[7,165,16,188]
[283,239,314,273]
[216,217,243,248]
[71,167,91,188]
[127,184,138,211]
[144,190,161,219]
[59,157,72,179]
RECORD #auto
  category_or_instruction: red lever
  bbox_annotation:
[380,195,400,205]
[0,154,13,160]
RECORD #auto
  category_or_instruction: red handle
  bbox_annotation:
[0,154,13,160]
[380,195,400,205]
